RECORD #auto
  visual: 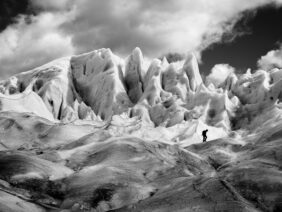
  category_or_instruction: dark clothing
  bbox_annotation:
[202,129,208,142]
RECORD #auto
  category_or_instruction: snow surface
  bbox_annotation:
[0,48,282,211]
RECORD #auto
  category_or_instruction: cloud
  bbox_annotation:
[1,0,282,78]
[257,45,282,70]
[206,64,235,87]
[0,12,74,78]
[30,0,73,11]
[60,0,282,57]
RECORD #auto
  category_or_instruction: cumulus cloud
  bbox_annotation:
[60,0,282,57]
[1,0,282,78]
[0,12,74,78]
[206,64,235,87]
[257,45,282,70]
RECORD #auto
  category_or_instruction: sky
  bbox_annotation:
[201,6,282,73]
[0,0,282,79]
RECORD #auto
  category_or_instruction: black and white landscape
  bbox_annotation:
[0,1,282,212]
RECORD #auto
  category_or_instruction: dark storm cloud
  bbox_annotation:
[30,0,73,11]
[0,0,30,31]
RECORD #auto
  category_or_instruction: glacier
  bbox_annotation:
[0,47,282,211]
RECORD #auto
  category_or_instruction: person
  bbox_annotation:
[202,129,208,142]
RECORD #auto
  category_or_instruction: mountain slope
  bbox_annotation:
[0,48,282,211]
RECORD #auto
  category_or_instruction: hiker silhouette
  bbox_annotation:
[202,129,208,142]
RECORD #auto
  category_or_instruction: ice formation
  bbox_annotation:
[0,48,282,211]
